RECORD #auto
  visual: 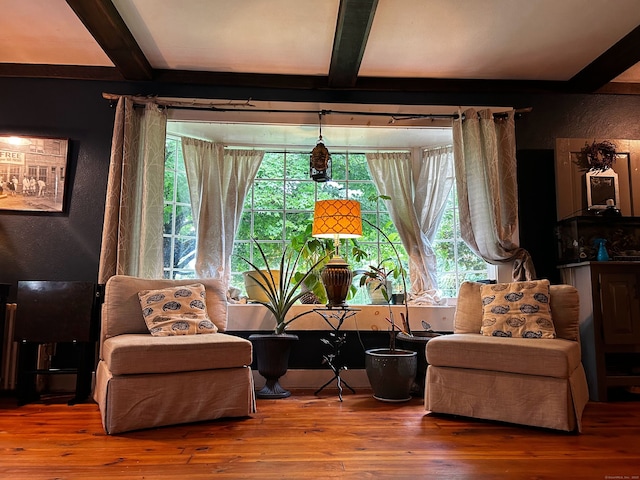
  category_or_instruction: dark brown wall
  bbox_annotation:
[2,77,640,300]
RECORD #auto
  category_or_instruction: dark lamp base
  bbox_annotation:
[321,256,353,308]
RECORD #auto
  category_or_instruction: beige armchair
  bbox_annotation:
[425,281,589,432]
[93,275,255,434]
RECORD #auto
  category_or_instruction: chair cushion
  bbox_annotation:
[138,283,218,336]
[426,333,582,378]
[454,281,579,342]
[480,280,556,339]
[102,276,229,340]
[102,332,252,375]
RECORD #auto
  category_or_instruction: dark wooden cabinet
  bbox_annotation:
[560,262,640,401]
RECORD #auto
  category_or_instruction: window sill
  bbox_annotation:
[227,303,455,332]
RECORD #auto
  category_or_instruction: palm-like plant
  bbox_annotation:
[241,239,327,334]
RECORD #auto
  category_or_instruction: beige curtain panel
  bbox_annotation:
[98,97,167,284]
[452,108,536,281]
[181,138,263,286]
[366,150,451,304]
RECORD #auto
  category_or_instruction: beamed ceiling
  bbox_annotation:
[3,0,640,148]
[1,0,640,94]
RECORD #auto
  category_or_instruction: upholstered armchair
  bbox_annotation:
[93,275,255,434]
[424,281,590,432]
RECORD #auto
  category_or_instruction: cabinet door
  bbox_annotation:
[598,272,640,344]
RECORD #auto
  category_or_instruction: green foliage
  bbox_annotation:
[289,223,333,304]
[240,239,325,334]
[163,141,490,296]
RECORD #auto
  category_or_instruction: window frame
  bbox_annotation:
[163,135,494,297]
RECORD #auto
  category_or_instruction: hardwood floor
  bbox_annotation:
[0,390,639,479]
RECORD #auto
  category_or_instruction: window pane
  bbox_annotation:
[254,180,284,209]
[286,180,315,210]
[257,152,284,178]
[347,154,370,180]
[254,211,283,240]
[165,139,177,171]
[175,170,190,204]
[252,242,283,269]
[285,212,314,240]
[348,182,375,207]
[164,169,175,200]
[173,237,196,269]
[437,273,458,298]
[236,211,252,240]
[163,237,172,268]
[317,181,345,200]
[331,153,346,180]
[164,136,489,299]
[286,152,309,179]
[163,204,174,235]
[175,205,194,236]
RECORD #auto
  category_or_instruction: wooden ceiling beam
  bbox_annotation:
[569,25,640,93]
[65,0,153,81]
[0,63,125,81]
[328,0,378,88]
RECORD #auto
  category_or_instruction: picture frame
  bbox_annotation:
[586,168,620,211]
[0,134,70,213]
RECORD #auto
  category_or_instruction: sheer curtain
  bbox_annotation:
[452,108,536,281]
[366,149,453,304]
[181,138,263,286]
[98,97,167,284]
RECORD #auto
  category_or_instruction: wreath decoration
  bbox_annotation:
[574,140,618,172]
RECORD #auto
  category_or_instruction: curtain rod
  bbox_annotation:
[102,93,532,120]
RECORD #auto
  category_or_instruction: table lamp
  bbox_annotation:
[312,199,362,307]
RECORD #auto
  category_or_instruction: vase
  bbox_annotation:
[367,280,392,305]
[249,333,298,399]
[396,331,442,396]
[364,348,417,402]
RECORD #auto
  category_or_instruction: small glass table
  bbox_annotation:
[312,307,360,401]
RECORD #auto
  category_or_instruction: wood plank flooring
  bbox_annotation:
[0,390,639,479]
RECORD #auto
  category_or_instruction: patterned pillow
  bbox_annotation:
[480,280,556,339]
[138,283,218,336]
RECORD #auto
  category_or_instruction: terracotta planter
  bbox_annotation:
[364,348,417,402]
[249,333,298,399]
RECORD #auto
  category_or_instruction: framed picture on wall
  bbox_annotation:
[586,168,620,211]
[0,134,70,213]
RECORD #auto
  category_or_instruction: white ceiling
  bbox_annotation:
[3,0,640,147]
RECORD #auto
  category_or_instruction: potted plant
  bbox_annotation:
[241,239,324,398]
[290,224,333,304]
[358,219,417,402]
[358,261,397,305]
[289,224,369,305]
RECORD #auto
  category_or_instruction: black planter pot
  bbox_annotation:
[364,348,418,402]
[249,333,299,399]
[396,331,442,397]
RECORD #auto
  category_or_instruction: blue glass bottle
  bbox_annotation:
[596,239,609,261]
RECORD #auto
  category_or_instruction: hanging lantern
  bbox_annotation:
[310,113,331,182]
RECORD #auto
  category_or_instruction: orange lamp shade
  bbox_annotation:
[312,199,362,239]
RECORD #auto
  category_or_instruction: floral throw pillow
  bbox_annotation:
[480,280,556,339]
[138,283,218,336]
